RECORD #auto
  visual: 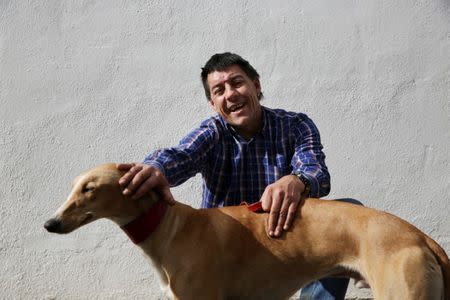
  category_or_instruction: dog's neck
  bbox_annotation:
[119,193,168,244]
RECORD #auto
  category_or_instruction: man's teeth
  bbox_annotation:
[230,103,244,112]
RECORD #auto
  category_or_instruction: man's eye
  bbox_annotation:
[214,88,224,95]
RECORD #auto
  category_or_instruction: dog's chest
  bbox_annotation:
[160,284,175,299]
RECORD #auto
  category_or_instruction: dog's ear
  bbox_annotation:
[146,190,160,205]
[150,188,177,206]
[133,191,159,212]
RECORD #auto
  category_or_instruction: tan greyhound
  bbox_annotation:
[44,163,450,299]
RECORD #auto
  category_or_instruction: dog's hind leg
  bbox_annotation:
[373,246,444,300]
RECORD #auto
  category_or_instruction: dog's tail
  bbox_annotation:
[424,235,450,300]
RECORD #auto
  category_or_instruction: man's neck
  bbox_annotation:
[235,127,259,141]
[233,108,263,140]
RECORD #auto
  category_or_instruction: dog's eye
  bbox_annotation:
[81,186,95,193]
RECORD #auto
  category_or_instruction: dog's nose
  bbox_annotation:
[44,218,61,233]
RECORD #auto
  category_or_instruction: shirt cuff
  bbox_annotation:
[297,172,330,198]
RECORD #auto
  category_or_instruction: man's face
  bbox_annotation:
[207,65,262,138]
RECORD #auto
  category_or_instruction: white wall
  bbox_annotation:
[1,0,449,299]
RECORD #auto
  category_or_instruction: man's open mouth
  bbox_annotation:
[229,103,245,112]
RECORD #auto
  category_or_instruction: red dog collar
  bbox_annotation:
[122,200,262,244]
[121,201,168,244]
[240,201,264,213]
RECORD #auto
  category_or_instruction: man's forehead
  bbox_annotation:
[207,65,248,86]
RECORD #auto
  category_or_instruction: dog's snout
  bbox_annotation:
[44,218,62,233]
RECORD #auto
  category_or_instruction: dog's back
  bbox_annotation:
[218,198,449,299]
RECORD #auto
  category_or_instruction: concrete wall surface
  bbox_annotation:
[1,0,449,299]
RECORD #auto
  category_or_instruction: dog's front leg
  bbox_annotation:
[171,289,224,300]
[169,276,224,300]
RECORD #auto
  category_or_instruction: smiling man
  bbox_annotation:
[207,64,262,140]
[118,52,349,299]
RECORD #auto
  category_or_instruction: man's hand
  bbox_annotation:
[117,163,176,205]
[260,175,305,237]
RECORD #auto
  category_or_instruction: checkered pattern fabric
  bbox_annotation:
[144,106,330,208]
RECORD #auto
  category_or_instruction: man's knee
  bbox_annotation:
[334,198,364,206]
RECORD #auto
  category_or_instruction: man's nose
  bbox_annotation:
[224,85,238,101]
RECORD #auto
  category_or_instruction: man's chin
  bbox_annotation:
[227,119,248,130]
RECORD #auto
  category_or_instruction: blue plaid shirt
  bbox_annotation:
[144,106,330,208]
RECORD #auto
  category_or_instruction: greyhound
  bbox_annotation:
[44,163,450,299]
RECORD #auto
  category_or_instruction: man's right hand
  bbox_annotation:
[116,163,175,205]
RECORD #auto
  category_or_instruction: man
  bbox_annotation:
[118,52,350,299]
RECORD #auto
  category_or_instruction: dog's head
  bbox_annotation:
[44,163,145,234]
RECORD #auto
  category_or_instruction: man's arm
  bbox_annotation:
[290,114,330,198]
[261,114,330,237]
[118,122,216,201]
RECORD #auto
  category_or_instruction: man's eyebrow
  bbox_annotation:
[211,74,244,90]
[230,74,244,80]
[211,82,223,90]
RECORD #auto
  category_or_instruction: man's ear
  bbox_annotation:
[208,99,218,112]
[253,79,261,95]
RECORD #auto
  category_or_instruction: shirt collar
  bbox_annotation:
[260,106,270,137]
[217,106,269,143]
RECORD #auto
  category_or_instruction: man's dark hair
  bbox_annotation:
[201,52,262,100]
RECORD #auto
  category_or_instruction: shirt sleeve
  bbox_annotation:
[143,120,217,187]
[290,114,331,197]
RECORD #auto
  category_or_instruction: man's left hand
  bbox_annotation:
[260,175,305,238]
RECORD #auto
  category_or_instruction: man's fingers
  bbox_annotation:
[260,175,305,237]
[123,166,148,195]
[160,186,176,205]
[119,165,142,189]
[131,171,175,205]
[268,193,282,237]
[275,197,291,236]
[132,176,155,199]
[260,188,272,211]
[127,166,153,195]
[283,201,299,230]
[116,163,135,171]
[117,163,174,204]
